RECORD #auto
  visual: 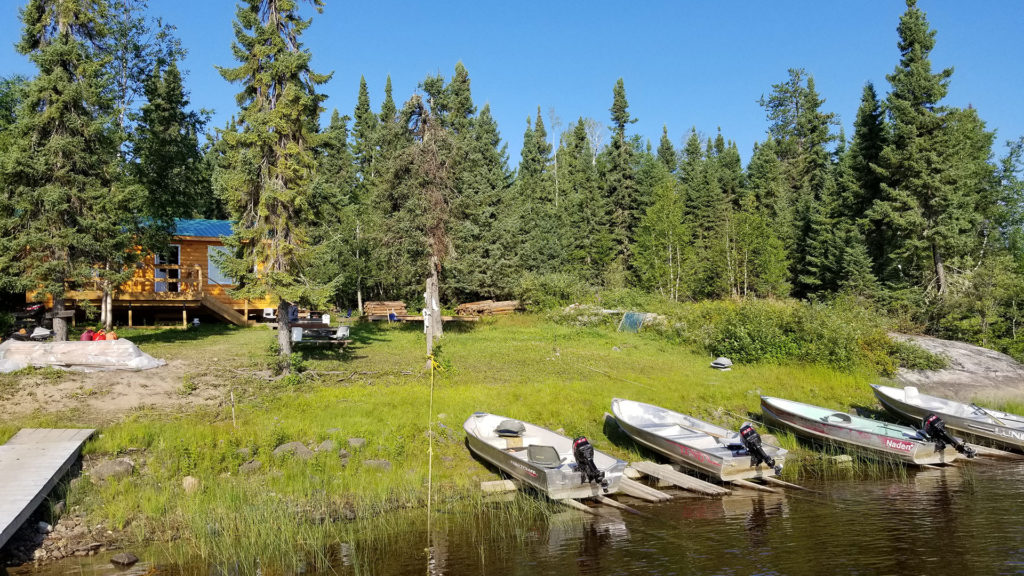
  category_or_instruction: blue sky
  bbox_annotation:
[2,1,1022,165]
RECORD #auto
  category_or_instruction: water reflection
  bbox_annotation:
[8,463,1024,576]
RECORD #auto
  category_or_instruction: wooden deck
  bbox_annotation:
[0,429,95,550]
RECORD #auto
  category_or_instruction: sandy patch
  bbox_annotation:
[1,359,224,420]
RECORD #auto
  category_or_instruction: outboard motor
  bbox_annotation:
[739,423,783,474]
[572,436,609,492]
[922,413,977,458]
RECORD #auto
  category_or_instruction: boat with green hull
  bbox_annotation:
[761,396,959,466]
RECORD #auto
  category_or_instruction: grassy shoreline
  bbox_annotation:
[0,314,920,570]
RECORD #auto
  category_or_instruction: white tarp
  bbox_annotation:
[0,339,166,374]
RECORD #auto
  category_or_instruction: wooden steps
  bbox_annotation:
[200,294,249,326]
[1,429,94,549]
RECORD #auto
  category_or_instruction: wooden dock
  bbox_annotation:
[0,429,94,550]
[629,461,732,496]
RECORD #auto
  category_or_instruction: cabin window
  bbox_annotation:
[208,246,233,285]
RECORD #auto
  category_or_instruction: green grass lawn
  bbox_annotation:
[0,314,885,570]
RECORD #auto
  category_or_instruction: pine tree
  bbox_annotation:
[679,131,730,298]
[307,109,359,308]
[560,118,614,281]
[657,125,677,173]
[846,83,886,254]
[760,69,838,295]
[448,87,515,299]
[839,233,881,298]
[516,109,562,273]
[0,0,117,340]
[875,0,957,293]
[605,78,638,262]
[380,75,396,124]
[351,76,377,182]
[215,0,331,369]
[134,61,210,225]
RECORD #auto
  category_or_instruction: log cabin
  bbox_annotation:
[29,219,272,327]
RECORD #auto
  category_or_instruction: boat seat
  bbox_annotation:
[820,412,852,424]
[527,445,566,468]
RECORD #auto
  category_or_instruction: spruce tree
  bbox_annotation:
[0,0,116,340]
[134,61,210,225]
[215,0,330,369]
[560,118,614,281]
[516,109,561,274]
[308,109,360,308]
[352,76,377,182]
[875,0,958,293]
[846,83,889,277]
[657,125,677,173]
[446,70,515,300]
[605,78,638,262]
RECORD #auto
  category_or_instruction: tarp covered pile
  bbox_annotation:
[0,339,166,373]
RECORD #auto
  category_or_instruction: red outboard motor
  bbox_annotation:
[739,423,783,474]
[922,414,976,458]
[572,436,609,492]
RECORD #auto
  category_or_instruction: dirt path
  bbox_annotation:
[892,334,1024,402]
[1,359,225,421]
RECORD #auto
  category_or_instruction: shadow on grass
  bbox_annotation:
[601,414,648,458]
[296,320,426,363]
[116,323,239,345]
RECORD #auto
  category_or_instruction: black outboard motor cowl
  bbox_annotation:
[572,436,609,492]
[739,423,783,474]
[922,413,977,458]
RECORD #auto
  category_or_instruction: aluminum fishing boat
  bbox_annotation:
[611,398,786,481]
[760,396,960,465]
[463,412,626,500]
[873,384,1024,452]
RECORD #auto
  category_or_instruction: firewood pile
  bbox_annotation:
[454,300,520,316]
[363,301,407,316]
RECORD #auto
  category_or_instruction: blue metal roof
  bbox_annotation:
[173,218,233,238]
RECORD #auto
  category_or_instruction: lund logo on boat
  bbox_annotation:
[512,461,538,477]
[884,438,915,452]
[997,429,1024,441]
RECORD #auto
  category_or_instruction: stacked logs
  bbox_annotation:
[363,301,407,316]
[454,300,520,316]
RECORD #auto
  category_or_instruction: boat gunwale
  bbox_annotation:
[760,396,956,465]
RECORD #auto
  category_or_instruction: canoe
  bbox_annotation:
[463,412,626,500]
[611,398,786,481]
[873,384,1024,452]
[760,396,959,466]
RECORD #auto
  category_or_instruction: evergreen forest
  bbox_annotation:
[2,0,1024,363]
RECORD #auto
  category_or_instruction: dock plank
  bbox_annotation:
[630,461,731,496]
[0,429,94,550]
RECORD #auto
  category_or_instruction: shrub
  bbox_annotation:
[515,272,592,311]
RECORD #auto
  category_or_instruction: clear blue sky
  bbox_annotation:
[2,1,1022,165]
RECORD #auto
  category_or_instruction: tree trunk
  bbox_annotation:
[355,221,363,315]
[52,297,68,342]
[278,300,292,373]
[427,255,443,340]
[103,281,114,332]
[932,240,947,295]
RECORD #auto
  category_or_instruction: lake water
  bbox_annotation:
[9,461,1024,575]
